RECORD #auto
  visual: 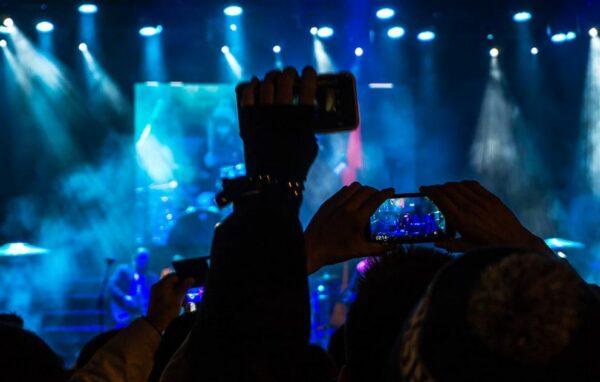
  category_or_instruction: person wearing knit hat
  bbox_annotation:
[393,247,600,381]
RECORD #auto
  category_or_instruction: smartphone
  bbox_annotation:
[235,72,359,133]
[367,193,455,243]
[183,287,204,312]
[172,257,210,287]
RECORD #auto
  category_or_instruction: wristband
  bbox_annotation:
[216,175,303,208]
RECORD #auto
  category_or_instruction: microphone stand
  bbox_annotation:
[97,258,115,333]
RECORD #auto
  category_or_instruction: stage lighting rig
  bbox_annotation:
[530,47,539,55]
[272,45,281,53]
[590,28,599,38]
[139,25,162,37]
[417,30,435,42]
[36,21,54,33]
[513,11,532,23]
[317,27,334,38]
[224,6,243,16]
[78,4,98,14]
[387,26,405,39]
[354,47,364,56]
[376,8,395,20]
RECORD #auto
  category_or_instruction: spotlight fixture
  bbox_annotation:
[489,47,500,58]
[589,27,598,38]
[139,25,163,37]
[3,18,14,27]
[513,11,532,23]
[551,31,576,44]
[78,42,88,52]
[417,30,435,42]
[486,34,494,40]
[224,6,243,16]
[387,26,405,39]
[229,23,237,31]
[221,45,230,54]
[272,45,281,53]
[376,7,395,20]
[310,27,318,36]
[78,4,98,14]
[36,21,54,33]
[0,39,6,48]
[317,27,334,38]
[354,47,364,56]
[530,47,539,55]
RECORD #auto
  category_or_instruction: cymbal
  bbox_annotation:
[544,237,585,250]
[0,242,49,257]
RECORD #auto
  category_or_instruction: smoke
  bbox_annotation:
[0,134,135,331]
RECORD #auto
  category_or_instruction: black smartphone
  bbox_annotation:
[172,257,210,287]
[367,193,455,243]
[235,72,359,133]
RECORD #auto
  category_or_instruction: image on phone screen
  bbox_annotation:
[369,194,450,243]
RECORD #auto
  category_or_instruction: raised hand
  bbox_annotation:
[420,181,553,255]
[304,183,395,274]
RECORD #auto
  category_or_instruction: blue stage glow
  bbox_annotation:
[487,34,494,40]
[0,39,6,48]
[224,5,243,16]
[317,26,334,38]
[78,42,88,52]
[221,45,229,54]
[139,25,162,37]
[376,7,395,20]
[387,26,405,39]
[36,21,54,33]
[417,30,435,41]
[272,45,281,53]
[229,23,237,31]
[0,25,13,35]
[530,47,539,55]
[78,4,98,14]
[513,11,532,23]
[354,47,363,56]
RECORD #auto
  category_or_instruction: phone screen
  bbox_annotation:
[184,287,204,312]
[369,194,452,243]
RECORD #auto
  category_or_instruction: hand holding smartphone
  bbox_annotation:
[172,257,210,312]
[368,193,455,244]
[235,72,359,133]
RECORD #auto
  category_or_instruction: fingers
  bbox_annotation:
[299,66,317,106]
[420,185,460,226]
[259,70,280,104]
[241,77,258,107]
[275,67,298,105]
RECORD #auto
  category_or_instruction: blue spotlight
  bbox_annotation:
[551,31,576,44]
[487,33,494,40]
[224,5,243,16]
[0,25,13,35]
[272,45,281,53]
[78,4,98,14]
[0,39,6,48]
[489,47,500,58]
[387,26,405,39]
[139,25,162,37]
[230,23,237,31]
[3,17,14,28]
[36,21,54,33]
[590,28,599,38]
[376,8,395,20]
[531,47,539,55]
[78,42,88,52]
[221,45,230,54]
[354,47,363,56]
[310,27,318,36]
[513,11,532,23]
[317,27,334,38]
[417,30,436,42]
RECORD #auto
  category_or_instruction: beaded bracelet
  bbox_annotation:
[216,175,304,208]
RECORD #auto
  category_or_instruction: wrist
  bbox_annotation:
[143,314,169,334]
